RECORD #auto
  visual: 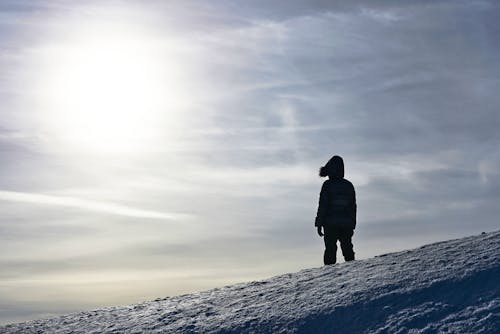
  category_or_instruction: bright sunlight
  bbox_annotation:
[35,16,189,154]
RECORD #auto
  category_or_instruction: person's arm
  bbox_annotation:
[315,181,329,232]
[351,186,357,229]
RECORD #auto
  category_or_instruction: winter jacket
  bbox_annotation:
[315,178,356,228]
[315,155,357,229]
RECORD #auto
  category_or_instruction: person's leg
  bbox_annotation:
[323,226,339,265]
[339,228,355,261]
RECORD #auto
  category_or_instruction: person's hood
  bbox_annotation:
[326,155,344,178]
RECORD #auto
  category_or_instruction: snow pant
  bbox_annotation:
[323,226,355,265]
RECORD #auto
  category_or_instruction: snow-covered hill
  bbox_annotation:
[1,231,499,334]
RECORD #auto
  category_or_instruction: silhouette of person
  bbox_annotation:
[315,155,356,265]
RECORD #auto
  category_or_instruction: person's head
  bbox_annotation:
[319,155,344,178]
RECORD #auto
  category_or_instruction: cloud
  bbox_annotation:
[0,190,189,220]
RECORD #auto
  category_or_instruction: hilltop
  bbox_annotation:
[1,231,499,333]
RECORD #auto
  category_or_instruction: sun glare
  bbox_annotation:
[35,17,189,154]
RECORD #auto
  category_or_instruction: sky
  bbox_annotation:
[1,0,499,325]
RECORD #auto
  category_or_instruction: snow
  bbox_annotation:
[1,231,499,333]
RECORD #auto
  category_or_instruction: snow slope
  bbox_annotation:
[1,231,499,333]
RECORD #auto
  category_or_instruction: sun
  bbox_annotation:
[35,18,189,154]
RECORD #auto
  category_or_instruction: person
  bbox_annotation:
[315,155,356,265]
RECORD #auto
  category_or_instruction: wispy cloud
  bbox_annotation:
[0,190,189,220]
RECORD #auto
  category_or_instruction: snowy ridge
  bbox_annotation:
[1,231,499,333]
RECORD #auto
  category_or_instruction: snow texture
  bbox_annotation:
[1,231,499,333]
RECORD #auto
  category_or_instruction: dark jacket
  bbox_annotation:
[315,156,357,229]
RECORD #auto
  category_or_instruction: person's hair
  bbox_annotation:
[319,166,329,177]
